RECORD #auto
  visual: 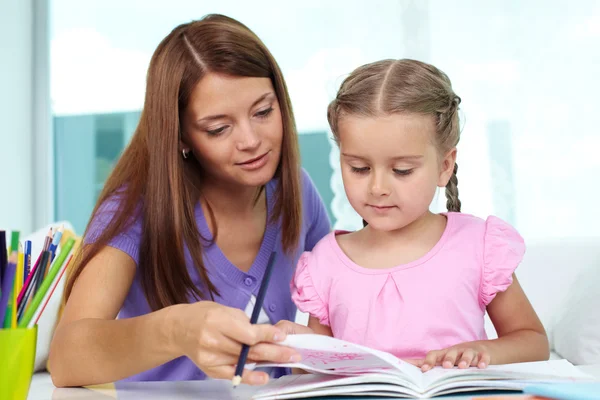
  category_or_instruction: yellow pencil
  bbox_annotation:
[12,243,24,328]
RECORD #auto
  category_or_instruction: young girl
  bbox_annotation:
[292,59,549,372]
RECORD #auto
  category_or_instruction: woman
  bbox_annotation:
[49,14,330,387]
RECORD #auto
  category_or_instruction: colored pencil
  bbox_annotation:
[19,238,75,328]
[1,252,17,328]
[48,225,64,263]
[232,251,278,387]
[23,240,32,281]
[9,230,20,254]
[0,230,6,284]
[30,254,73,327]
[12,245,24,328]
[17,249,43,305]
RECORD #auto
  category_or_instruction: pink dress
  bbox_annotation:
[291,212,525,359]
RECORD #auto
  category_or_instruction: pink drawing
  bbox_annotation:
[299,350,366,366]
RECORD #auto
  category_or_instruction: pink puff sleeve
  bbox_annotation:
[291,251,330,326]
[481,216,526,306]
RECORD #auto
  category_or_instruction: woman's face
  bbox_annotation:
[181,73,283,189]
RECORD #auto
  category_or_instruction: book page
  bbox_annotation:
[258,334,424,385]
[421,359,593,389]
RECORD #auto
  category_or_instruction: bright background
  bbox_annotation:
[1,0,599,242]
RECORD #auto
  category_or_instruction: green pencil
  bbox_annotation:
[18,237,75,328]
[9,231,20,254]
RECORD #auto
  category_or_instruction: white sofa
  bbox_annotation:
[485,238,600,365]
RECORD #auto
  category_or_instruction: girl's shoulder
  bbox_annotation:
[446,212,522,244]
[303,230,343,262]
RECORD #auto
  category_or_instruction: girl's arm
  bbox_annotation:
[308,316,333,336]
[482,274,549,364]
[49,246,298,387]
[419,275,549,371]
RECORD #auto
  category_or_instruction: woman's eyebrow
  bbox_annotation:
[197,92,274,123]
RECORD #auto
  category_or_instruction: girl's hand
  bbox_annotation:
[170,301,301,385]
[410,342,492,372]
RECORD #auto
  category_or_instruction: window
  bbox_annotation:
[51,1,600,239]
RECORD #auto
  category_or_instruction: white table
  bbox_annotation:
[28,364,600,400]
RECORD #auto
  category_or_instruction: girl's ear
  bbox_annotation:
[437,148,457,187]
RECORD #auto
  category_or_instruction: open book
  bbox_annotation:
[253,334,593,399]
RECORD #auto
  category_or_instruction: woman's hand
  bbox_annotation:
[409,342,491,372]
[170,301,301,385]
[274,320,314,335]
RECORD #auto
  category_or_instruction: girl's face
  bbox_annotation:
[337,112,456,232]
[181,73,283,189]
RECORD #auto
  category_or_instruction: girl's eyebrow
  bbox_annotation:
[341,153,423,161]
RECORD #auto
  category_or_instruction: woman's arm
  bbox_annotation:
[418,275,549,371]
[49,246,298,387]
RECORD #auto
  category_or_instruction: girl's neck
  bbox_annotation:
[362,211,442,249]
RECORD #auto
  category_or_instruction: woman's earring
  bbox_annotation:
[182,149,189,159]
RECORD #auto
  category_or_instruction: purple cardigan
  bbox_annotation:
[85,169,331,382]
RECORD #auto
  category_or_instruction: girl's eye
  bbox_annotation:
[206,126,228,136]
[255,107,274,118]
[350,166,369,174]
[393,168,413,176]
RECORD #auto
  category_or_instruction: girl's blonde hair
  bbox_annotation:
[327,59,462,212]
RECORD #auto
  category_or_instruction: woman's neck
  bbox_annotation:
[200,178,265,217]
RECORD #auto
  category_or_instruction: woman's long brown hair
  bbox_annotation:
[63,14,302,311]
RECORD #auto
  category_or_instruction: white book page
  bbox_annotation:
[253,374,422,399]
[259,334,424,386]
[421,359,593,389]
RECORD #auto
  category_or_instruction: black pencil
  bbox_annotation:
[232,251,277,387]
[0,230,6,284]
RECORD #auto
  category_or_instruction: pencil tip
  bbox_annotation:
[231,376,242,387]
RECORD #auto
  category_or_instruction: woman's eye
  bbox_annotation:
[255,107,274,118]
[206,126,227,136]
[393,168,413,176]
[350,166,369,174]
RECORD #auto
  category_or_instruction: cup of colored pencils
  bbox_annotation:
[0,227,79,400]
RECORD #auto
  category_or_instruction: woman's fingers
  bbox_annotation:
[274,320,313,335]
[204,365,270,385]
[247,343,301,364]
[222,308,286,345]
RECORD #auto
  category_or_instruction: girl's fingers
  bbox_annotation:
[478,351,491,369]
[458,349,476,369]
[421,350,443,372]
[442,348,459,369]
[405,359,425,367]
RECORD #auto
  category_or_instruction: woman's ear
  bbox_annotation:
[437,148,457,187]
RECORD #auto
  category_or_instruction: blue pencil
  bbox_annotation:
[48,225,64,262]
[232,251,277,387]
[23,240,32,282]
